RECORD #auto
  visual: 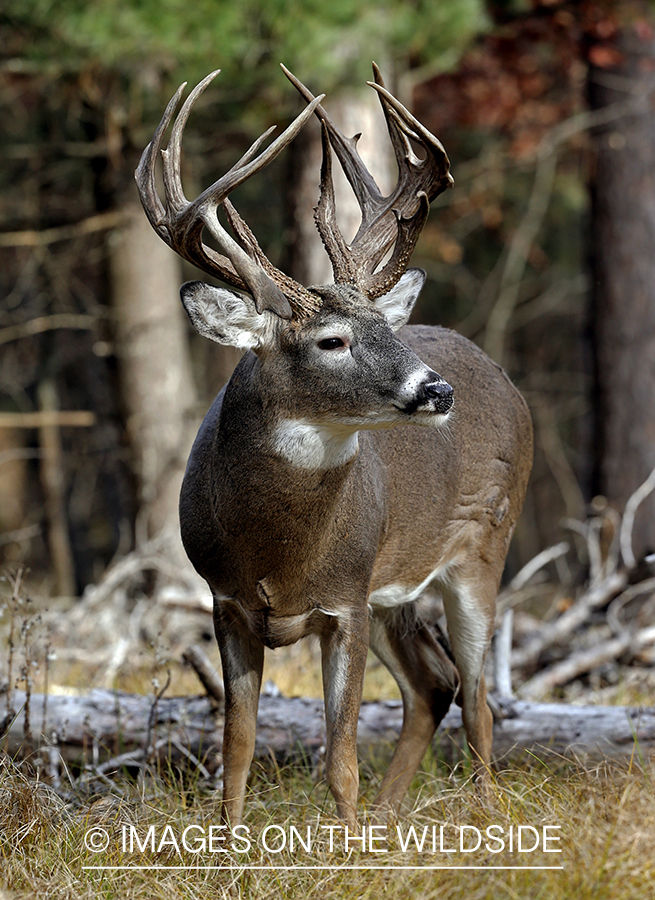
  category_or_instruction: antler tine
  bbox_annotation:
[366,77,453,204]
[315,121,358,286]
[135,72,323,319]
[282,63,453,299]
[135,81,188,240]
[190,93,324,212]
[281,64,382,222]
[162,70,221,213]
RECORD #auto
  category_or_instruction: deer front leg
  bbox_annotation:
[213,600,264,826]
[320,607,369,830]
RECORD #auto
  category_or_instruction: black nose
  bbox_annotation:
[424,381,452,399]
[423,377,453,413]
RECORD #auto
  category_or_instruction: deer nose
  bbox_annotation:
[422,375,453,412]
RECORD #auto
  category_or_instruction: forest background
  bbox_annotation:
[1,0,655,601]
[4,6,655,898]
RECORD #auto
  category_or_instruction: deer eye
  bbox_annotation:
[317,337,346,350]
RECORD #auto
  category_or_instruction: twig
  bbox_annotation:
[159,736,212,780]
[0,210,126,248]
[96,598,149,687]
[620,464,655,569]
[607,578,655,637]
[182,644,225,705]
[93,749,146,775]
[483,92,649,366]
[0,525,40,548]
[0,449,43,465]
[484,152,557,365]
[0,411,95,428]
[143,669,172,765]
[5,568,25,721]
[498,541,569,610]
[72,534,173,618]
[158,587,213,615]
[511,568,628,671]
[562,517,604,583]
[534,402,586,521]
[0,314,99,347]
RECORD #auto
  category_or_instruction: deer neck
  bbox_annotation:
[269,419,359,470]
[216,374,362,513]
[203,366,385,608]
[217,354,362,488]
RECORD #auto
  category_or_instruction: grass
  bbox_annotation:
[2,574,655,898]
[1,748,655,900]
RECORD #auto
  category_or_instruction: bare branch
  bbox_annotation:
[520,625,655,700]
[620,465,655,569]
[511,568,628,671]
[0,314,99,347]
[498,541,569,611]
[0,411,95,428]
[0,211,126,248]
[182,644,225,706]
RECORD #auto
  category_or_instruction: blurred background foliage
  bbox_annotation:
[1,0,655,597]
[8,0,486,88]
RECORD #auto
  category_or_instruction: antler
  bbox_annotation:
[135,70,323,319]
[282,63,453,299]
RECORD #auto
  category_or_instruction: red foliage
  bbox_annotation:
[413,1,654,159]
[414,6,585,158]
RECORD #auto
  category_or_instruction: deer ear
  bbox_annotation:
[180,281,277,350]
[372,268,426,331]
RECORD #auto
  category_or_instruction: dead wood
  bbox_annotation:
[2,689,654,776]
[182,644,225,705]
[520,626,655,700]
[511,568,629,671]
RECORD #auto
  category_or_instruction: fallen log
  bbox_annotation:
[2,689,655,775]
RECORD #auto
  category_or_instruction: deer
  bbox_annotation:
[135,64,533,829]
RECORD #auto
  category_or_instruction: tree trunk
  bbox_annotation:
[589,13,655,559]
[109,202,198,557]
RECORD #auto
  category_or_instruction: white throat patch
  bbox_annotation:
[271,419,359,469]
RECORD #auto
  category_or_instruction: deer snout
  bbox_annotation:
[420,375,454,414]
[422,375,453,413]
[397,368,454,416]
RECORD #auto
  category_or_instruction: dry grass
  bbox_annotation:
[2,576,655,898]
[1,748,654,900]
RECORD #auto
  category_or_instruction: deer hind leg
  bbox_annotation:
[440,570,497,781]
[213,599,264,827]
[369,605,460,816]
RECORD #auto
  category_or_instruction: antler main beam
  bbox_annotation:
[135,70,323,319]
[282,63,453,299]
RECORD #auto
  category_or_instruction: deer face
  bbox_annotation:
[181,269,453,469]
[272,283,453,427]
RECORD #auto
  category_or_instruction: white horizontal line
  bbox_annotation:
[82,865,564,871]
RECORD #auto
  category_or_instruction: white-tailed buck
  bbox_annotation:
[136,65,533,827]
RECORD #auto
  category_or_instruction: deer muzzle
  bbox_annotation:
[398,370,454,417]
